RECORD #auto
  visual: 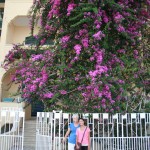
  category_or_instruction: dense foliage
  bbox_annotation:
[3,0,150,113]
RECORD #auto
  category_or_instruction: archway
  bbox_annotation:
[1,68,20,101]
[6,15,39,45]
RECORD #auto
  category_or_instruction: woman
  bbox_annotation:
[64,114,80,150]
[76,118,90,150]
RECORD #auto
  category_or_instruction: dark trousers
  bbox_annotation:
[81,146,88,150]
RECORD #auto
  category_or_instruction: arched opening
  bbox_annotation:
[1,68,20,102]
[6,15,39,45]
[1,69,44,116]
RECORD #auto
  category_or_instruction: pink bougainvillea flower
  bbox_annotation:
[90,56,95,61]
[31,54,43,61]
[61,35,70,43]
[30,85,37,92]
[134,50,138,55]
[103,16,109,23]
[43,92,54,98]
[133,50,139,58]
[118,80,125,84]
[79,29,88,36]
[102,10,109,23]
[94,87,99,95]
[40,38,46,45]
[45,25,51,30]
[82,92,87,97]
[89,70,98,78]
[114,12,124,23]
[146,0,150,5]
[74,44,82,55]
[117,24,125,32]
[93,31,105,40]
[110,100,115,104]
[81,38,89,48]
[59,90,67,95]
[117,49,126,54]
[67,3,76,16]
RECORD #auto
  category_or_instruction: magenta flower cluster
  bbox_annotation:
[3,0,150,112]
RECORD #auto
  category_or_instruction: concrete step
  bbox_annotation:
[24,117,36,148]
[24,133,36,136]
[24,143,36,148]
[23,146,35,150]
[25,122,36,125]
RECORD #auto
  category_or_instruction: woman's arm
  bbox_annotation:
[63,128,71,142]
[76,134,78,145]
[76,130,79,149]
[88,131,91,150]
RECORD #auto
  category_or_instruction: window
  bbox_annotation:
[0,0,5,3]
[0,8,4,35]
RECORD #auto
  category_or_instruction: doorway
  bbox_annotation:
[31,101,44,116]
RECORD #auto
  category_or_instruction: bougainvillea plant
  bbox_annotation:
[3,0,150,113]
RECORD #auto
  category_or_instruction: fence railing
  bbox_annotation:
[36,112,150,150]
[0,108,25,150]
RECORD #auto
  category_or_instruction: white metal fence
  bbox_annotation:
[0,108,25,150]
[36,111,150,150]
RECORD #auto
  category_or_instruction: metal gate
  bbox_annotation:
[0,107,25,150]
[36,111,150,150]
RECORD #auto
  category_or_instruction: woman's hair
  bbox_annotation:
[79,118,87,125]
[72,114,79,119]
[79,118,84,121]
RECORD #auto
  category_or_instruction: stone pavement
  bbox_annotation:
[10,146,35,150]
[23,146,35,150]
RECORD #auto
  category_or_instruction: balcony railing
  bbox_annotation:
[25,36,54,45]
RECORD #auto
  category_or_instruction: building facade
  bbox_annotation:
[0,0,39,119]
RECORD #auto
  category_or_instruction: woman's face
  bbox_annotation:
[79,119,84,126]
[73,116,78,123]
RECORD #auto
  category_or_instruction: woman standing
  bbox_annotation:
[64,114,79,150]
[76,118,90,150]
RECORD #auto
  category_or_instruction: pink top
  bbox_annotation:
[76,127,90,146]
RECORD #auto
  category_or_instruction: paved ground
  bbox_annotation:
[10,146,35,150]
[23,146,35,150]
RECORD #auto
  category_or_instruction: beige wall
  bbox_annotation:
[12,26,30,44]
[6,22,15,44]
[6,25,31,44]
[1,69,19,98]
[0,102,24,109]
[6,23,39,44]
[0,102,31,120]
[0,0,39,100]
[0,0,33,48]
[0,0,38,119]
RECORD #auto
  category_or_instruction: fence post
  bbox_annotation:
[53,110,62,150]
